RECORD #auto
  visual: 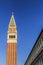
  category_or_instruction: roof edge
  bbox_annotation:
[24,28,43,65]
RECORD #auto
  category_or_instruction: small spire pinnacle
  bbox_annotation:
[12,12,14,15]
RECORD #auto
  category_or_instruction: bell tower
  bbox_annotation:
[6,13,17,65]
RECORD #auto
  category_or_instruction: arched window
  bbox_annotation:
[9,35,15,38]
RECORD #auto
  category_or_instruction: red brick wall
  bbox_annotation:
[6,43,17,65]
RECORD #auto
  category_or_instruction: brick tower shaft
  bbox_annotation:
[6,43,17,65]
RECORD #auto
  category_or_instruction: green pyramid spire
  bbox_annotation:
[9,13,16,27]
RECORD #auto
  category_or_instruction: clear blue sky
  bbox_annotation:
[0,0,43,65]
